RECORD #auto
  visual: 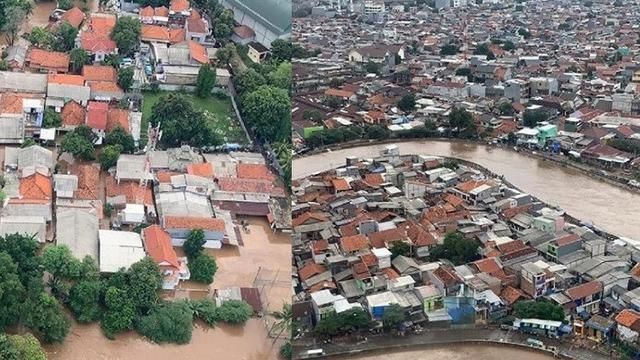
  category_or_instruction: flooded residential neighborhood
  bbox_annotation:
[46,218,290,360]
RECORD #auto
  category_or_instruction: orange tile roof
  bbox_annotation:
[325,88,354,98]
[61,101,86,127]
[88,14,116,32]
[73,164,100,200]
[500,286,526,305]
[186,163,213,177]
[444,193,464,208]
[616,309,640,329]
[139,6,154,17]
[0,94,23,114]
[19,173,52,200]
[340,234,369,253]
[360,252,378,267]
[82,65,117,82]
[156,171,181,183]
[217,177,286,196]
[170,0,190,12]
[81,32,117,53]
[352,261,370,280]
[236,163,275,181]
[163,216,225,232]
[405,220,437,247]
[142,225,180,269]
[87,81,123,93]
[106,108,129,132]
[331,178,350,191]
[473,257,501,274]
[105,176,154,205]
[363,173,384,187]
[311,239,329,253]
[155,6,169,16]
[456,180,486,193]
[48,74,85,86]
[61,7,85,28]
[28,49,69,72]
[382,267,400,280]
[565,281,603,301]
[141,25,185,44]
[188,40,208,64]
[368,228,405,249]
[298,262,326,281]
[292,212,329,227]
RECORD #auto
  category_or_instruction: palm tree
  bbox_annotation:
[269,303,292,342]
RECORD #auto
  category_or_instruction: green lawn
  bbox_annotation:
[141,91,248,147]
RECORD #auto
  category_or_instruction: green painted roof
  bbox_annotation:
[227,0,291,35]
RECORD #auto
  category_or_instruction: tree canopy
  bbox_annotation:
[196,64,216,98]
[382,304,406,330]
[189,254,217,284]
[99,144,122,170]
[241,85,291,143]
[105,126,136,153]
[150,93,218,147]
[53,22,78,52]
[523,109,548,128]
[429,232,480,265]
[43,108,62,129]
[117,67,134,92]
[398,94,416,112]
[111,17,141,55]
[514,299,565,321]
[215,300,253,324]
[61,125,96,161]
[137,301,193,344]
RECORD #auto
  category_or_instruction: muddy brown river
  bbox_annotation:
[294,140,640,239]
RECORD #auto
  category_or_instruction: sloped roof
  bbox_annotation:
[142,225,180,269]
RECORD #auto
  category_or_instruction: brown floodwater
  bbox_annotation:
[338,344,554,360]
[293,140,640,239]
[46,217,291,360]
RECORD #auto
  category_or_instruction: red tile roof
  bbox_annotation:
[236,163,275,181]
[61,101,86,127]
[82,65,117,82]
[233,25,255,39]
[331,178,351,191]
[555,233,580,246]
[188,40,208,64]
[163,216,226,232]
[368,228,405,249]
[565,281,603,301]
[61,7,85,28]
[217,177,286,197]
[105,176,154,205]
[141,25,185,44]
[340,234,369,253]
[311,239,329,253]
[473,257,501,274]
[142,225,180,269]
[298,262,326,281]
[48,74,85,86]
[19,173,52,200]
[616,309,640,329]
[500,286,526,305]
[28,49,69,73]
[293,212,329,227]
[80,32,117,53]
[170,0,189,12]
[86,101,108,130]
[74,164,100,200]
[186,163,214,177]
[106,108,129,133]
[363,173,384,187]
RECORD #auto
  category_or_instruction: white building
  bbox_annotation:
[99,230,146,272]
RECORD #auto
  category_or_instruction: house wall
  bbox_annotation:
[617,324,639,342]
[168,228,224,249]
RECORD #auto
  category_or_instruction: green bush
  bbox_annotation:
[215,300,253,324]
[137,301,193,344]
[189,254,217,284]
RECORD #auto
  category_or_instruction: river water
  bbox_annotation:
[45,217,290,360]
[337,344,554,360]
[293,141,640,239]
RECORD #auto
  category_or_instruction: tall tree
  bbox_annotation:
[111,17,141,55]
[23,292,71,343]
[29,26,54,49]
[101,286,136,338]
[196,64,216,98]
[117,67,134,91]
[241,85,291,143]
[234,68,266,95]
[105,126,135,153]
[0,252,26,330]
[43,108,62,128]
[398,93,416,111]
[149,93,217,147]
[8,334,46,360]
[68,279,104,323]
[267,62,292,92]
[99,144,122,170]
[2,6,26,46]
[53,21,78,52]
[126,257,162,315]
[183,229,205,259]
[69,48,89,73]
[429,232,480,265]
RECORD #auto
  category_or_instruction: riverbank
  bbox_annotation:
[292,327,611,360]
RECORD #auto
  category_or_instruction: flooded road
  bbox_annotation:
[338,344,554,360]
[293,141,640,239]
[46,218,291,360]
